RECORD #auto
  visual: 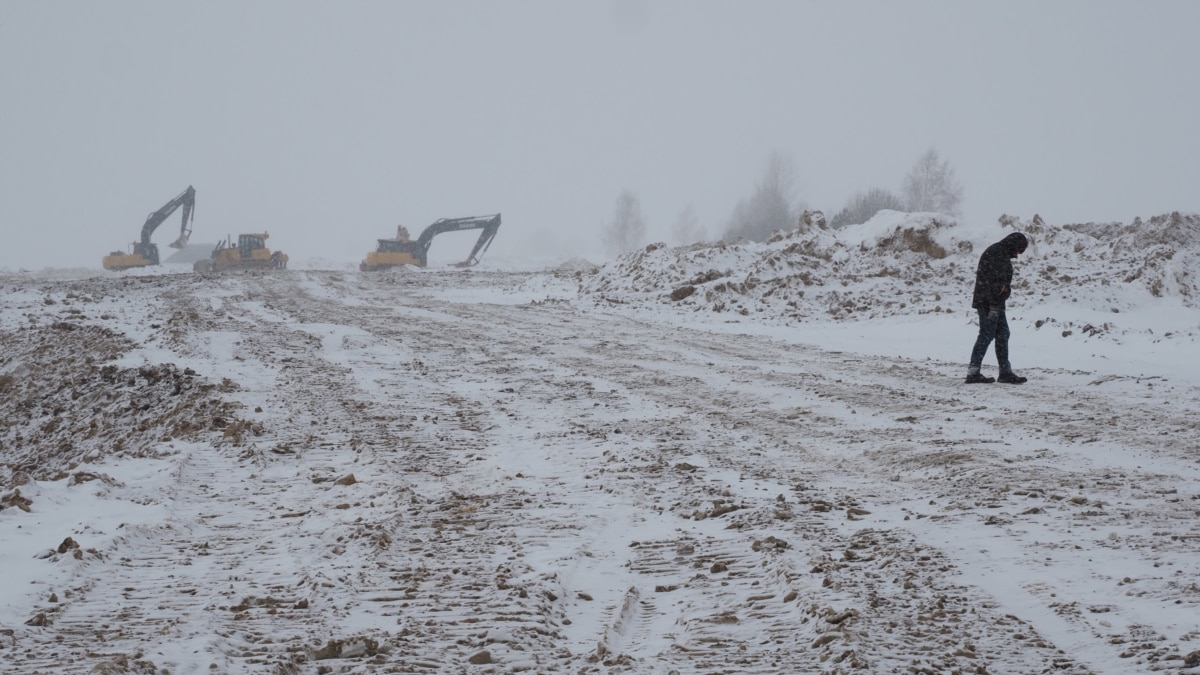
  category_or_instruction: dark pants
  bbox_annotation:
[969,307,1011,373]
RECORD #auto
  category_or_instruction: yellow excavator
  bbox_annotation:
[194,232,288,274]
[102,186,195,271]
[360,214,501,271]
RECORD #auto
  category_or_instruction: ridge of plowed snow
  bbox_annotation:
[579,211,1200,340]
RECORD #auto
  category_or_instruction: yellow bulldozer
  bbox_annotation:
[193,233,288,274]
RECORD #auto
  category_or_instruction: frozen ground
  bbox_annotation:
[2,212,1199,674]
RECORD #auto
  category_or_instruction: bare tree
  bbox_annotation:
[902,147,964,216]
[602,189,647,257]
[670,205,705,245]
[830,187,905,228]
[724,151,800,241]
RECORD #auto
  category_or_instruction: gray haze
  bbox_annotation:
[2,0,1197,270]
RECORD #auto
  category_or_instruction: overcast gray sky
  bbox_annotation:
[2,0,1197,269]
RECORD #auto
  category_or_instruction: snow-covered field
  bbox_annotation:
[2,212,1199,674]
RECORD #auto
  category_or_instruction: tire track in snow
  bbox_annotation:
[12,442,327,673]
[319,273,1092,673]
[10,269,1196,673]
[417,285,1189,672]
[567,296,1200,673]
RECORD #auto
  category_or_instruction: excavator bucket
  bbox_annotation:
[168,194,195,249]
[168,211,193,249]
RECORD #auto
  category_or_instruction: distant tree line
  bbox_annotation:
[719,146,964,241]
[599,146,965,256]
[602,189,646,257]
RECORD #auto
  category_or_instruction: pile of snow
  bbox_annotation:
[578,210,1200,342]
[1046,211,1200,305]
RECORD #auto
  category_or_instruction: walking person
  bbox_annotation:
[966,232,1029,384]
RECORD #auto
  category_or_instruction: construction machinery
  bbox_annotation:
[193,232,288,274]
[102,186,196,271]
[360,214,501,271]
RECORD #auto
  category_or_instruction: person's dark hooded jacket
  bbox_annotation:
[971,232,1028,310]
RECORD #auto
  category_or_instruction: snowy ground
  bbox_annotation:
[2,212,1200,674]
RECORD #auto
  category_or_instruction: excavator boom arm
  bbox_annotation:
[461,222,500,267]
[140,185,196,250]
[414,214,502,266]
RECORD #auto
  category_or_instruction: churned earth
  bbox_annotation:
[2,211,1199,674]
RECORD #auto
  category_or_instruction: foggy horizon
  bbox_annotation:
[2,0,1197,270]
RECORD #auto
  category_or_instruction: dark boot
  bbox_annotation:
[998,372,1027,384]
[965,372,995,384]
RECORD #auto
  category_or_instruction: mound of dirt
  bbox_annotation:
[0,319,244,491]
[578,211,1200,325]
